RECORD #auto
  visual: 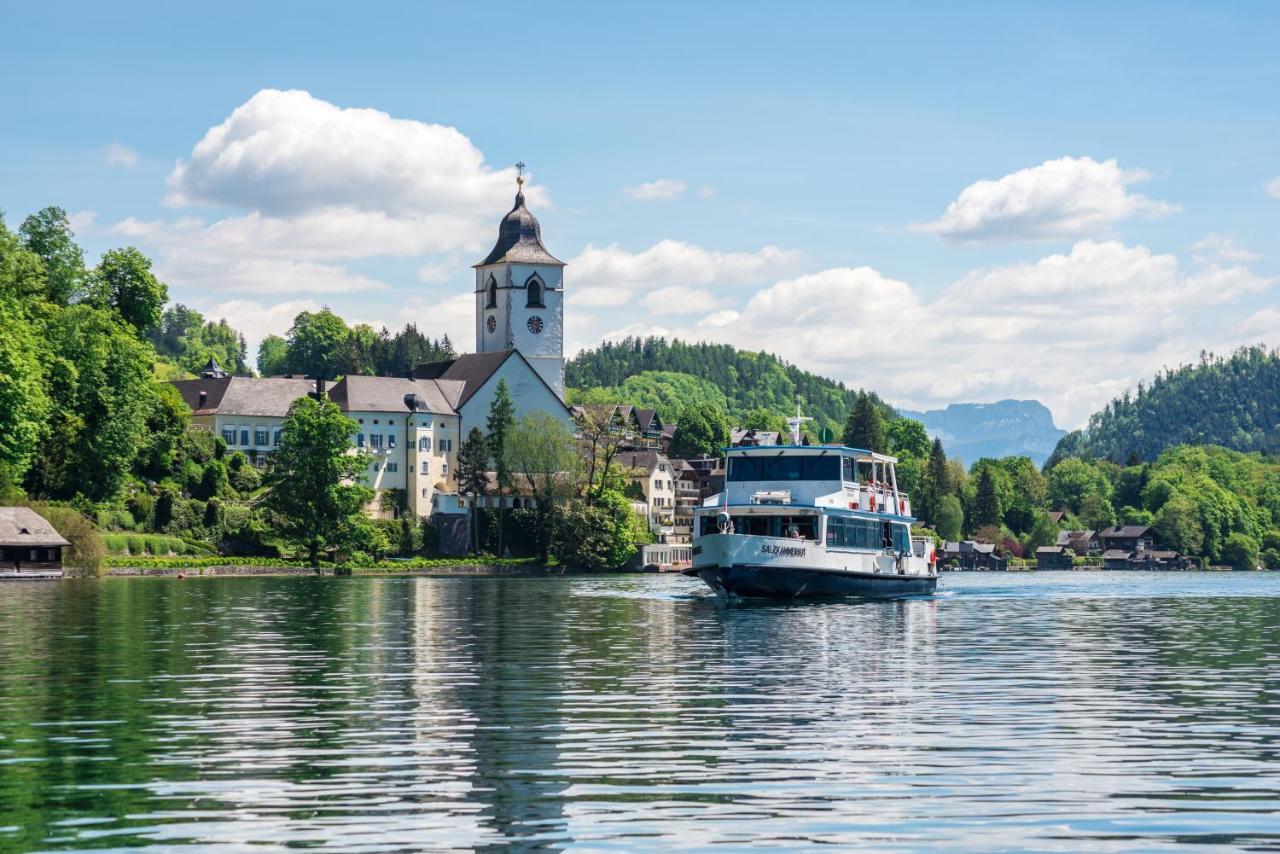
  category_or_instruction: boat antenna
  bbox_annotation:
[785,397,812,445]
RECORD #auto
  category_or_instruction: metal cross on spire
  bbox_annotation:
[515,161,526,186]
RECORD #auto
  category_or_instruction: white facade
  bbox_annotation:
[456,353,574,437]
[347,411,459,520]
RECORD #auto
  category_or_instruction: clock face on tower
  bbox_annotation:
[527,315,544,334]
[486,315,496,333]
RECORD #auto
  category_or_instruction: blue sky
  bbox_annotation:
[3,2,1277,427]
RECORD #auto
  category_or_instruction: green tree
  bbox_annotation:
[935,494,964,541]
[917,437,949,523]
[973,467,1002,529]
[26,306,153,501]
[262,396,371,568]
[670,401,730,459]
[487,379,516,556]
[1221,532,1260,570]
[455,427,490,554]
[842,393,886,453]
[1079,493,1116,530]
[19,206,85,304]
[614,371,730,419]
[1153,494,1204,556]
[742,407,787,435]
[257,334,289,376]
[285,308,350,385]
[1025,512,1060,551]
[1048,458,1111,513]
[86,247,168,333]
[887,418,931,460]
[0,298,50,484]
[551,489,640,570]
[505,411,581,561]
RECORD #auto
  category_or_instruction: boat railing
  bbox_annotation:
[849,484,910,516]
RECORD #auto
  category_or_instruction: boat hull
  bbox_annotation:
[696,563,937,599]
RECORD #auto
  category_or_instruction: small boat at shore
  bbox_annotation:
[688,415,937,600]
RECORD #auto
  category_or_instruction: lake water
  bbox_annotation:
[1,572,1278,851]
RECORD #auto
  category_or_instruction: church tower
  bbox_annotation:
[473,166,565,399]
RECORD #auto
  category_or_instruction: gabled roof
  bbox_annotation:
[1036,546,1064,555]
[415,350,515,409]
[1102,549,1132,560]
[415,349,571,413]
[0,507,70,547]
[327,375,463,414]
[618,451,669,475]
[475,189,564,267]
[171,376,233,415]
[216,378,325,418]
[1099,525,1152,539]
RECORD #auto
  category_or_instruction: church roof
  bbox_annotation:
[475,189,564,267]
[415,350,519,409]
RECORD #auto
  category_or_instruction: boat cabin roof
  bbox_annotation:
[722,444,898,464]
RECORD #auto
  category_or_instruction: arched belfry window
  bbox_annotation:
[525,274,545,308]
[485,274,497,309]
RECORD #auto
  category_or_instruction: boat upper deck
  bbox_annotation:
[705,445,914,520]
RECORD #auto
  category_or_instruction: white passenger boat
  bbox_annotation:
[690,415,937,599]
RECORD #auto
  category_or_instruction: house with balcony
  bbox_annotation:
[618,451,677,542]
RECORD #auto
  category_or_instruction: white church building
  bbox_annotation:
[172,174,574,521]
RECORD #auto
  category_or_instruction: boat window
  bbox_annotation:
[825,516,884,549]
[728,455,841,482]
[842,457,855,482]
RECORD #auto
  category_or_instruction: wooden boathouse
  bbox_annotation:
[0,507,69,579]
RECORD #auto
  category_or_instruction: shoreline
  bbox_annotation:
[104,563,560,578]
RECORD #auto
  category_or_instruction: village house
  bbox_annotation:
[618,451,677,542]
[0,507,70,579]
[1097,525,1154,554]
[1035,545,1074,570]
[940,540,1009,571]
[669,459,702,544]
[1056,529,1101,555]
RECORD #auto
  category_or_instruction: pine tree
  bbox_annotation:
[974,467,1002,529]
[455,427,490,554]
[487,379,516,557]
[918,437,948,523]
[842,394,886,453]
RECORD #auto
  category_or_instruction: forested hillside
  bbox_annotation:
[566,336,891,437]
[1052,346,1280,463]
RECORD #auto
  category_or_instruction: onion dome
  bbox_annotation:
[476,172,564,267]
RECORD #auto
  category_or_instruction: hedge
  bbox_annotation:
[104,533,218,557]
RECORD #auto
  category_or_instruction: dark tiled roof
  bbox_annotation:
[475,190,564,267]
[0,507,70,547]
[1099,525,1152,539]
[1036,546,1064,555]
[416,350,515,409]
[1102,549,1132,560]
[171,377,233,415]
[327,376,462,414]
[618,451,669,474]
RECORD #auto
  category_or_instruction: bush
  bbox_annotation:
[125,534,146,555]
[30,504,106,576]
[1222,532,1260,571]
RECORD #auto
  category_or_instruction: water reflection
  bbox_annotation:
[0,572,1277,849]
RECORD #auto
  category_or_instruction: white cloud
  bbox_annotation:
[200,298,322,369]
[166,88,538,216]
[104,143,138,169]
[640,285,721,316]
[569,240,803,307]
[68,209,97,232]
[113,89,540,301]
[600,240,1275,429]
[624,179,687,200]
[920,156,1178,241]
[1266,176,1280,199]
[1190,234,1260,264]
[394,293,475,350]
